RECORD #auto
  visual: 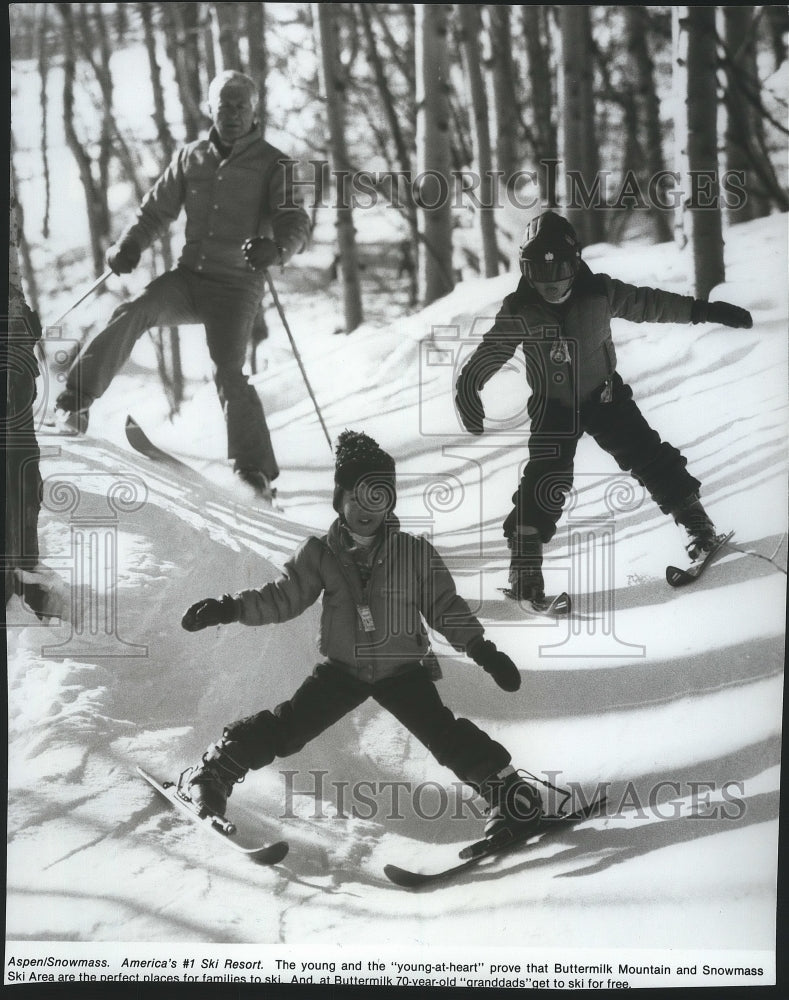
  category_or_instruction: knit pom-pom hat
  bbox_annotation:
[333,429,397,514]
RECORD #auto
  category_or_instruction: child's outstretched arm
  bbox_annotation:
[602,274,753,329]
[181,539,324,632]
[182,594,238,632]
[465,636,521,691]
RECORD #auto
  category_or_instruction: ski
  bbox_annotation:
[126,415,282,508]
[666,530,734,588]
[384,795,605,889]
[125,415,193,472]
[498,589,571,617]
[136,766,289,864]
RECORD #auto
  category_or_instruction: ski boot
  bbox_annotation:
[54,389,92,435]
[507,527,545,602]
[179,734,250,817]
[481,766,544,844]
[234,468,278,503]
[671,494,717,561]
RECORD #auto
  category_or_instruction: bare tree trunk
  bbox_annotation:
[415,3,454,304]
[161,2,208,141]
[140,3,183,411]
[114,2,128,43]
[560,6,604,244]
[140,2,176,160]
[487,5,519,183]
[212,2,241,71]
[624,6,672,241]
[9,146,40,314]
[243,3,267,125]
[685,6,725,297]
[457,4,499,277]
[179,2,205,113]
[58,3,107,275]
[723,6,784,221]
[358,2,419,304]
[200,2,217,84]
[313,2,364,331]
[36,5,52,240]
[522,5,558,207]
[92,4,113,225]
[765,5,788,71]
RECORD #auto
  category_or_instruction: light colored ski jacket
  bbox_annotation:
[458,264,696,409]
[120,125,311,284]
[232,518,485,684]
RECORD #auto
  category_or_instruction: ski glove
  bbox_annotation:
[243,236,282,271]
[181,594,238,632]
[467,637,521,692]
[455,380,485,435]
[691,299,753,329]
[106,239,141,275]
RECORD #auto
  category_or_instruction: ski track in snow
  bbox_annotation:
[6,214,787,949]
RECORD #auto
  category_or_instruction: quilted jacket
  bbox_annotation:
[232,518,485,684]
[120,125,311,284]
[458,263,697,408]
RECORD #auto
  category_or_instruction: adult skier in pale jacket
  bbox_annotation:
[178,430,546,845]
[55,70,311,499]
[455,210,753,603]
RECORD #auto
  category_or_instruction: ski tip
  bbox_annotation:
[253,841,289,865]
[665,566,688,587]
[383,864,431,889]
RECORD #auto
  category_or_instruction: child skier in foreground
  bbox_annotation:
[455,210,753,603]
[180,430,542,842]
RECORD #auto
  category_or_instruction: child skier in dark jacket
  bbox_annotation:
[180,430,543,841]
[455,210,753,602]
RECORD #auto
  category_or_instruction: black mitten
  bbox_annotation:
[106,238,141,275]
[467,637,521,692]
[691,299,753,329]
[242,236,281,270]
[181,594,238,632]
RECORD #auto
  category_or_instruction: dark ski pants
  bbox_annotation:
[223,660,511,792]
[507,373,701,542]
[65,266,279,480]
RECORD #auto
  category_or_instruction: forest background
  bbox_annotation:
[4,3,789,983]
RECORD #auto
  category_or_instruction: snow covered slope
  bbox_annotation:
[6,215,786,985]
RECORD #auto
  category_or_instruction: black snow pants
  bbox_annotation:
[64,266,278,480]
[506,373,702,543]
[222,660,511,792]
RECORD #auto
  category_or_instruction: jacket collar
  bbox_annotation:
[325,515,401,556]
[208,123,263,160]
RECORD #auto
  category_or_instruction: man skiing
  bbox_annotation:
[55,70,311,500]
[178,430,544,844]
[455,210,753,603]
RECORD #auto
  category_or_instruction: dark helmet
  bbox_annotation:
[519,211,582,285]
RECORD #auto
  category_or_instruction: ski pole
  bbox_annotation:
[263,269,333,453]
[49,267,113,329]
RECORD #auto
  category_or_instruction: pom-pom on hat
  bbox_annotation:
[333,429,397,514]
